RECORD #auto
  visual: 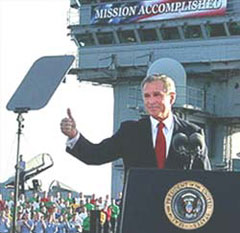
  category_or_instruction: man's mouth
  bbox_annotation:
[148,106,159,111]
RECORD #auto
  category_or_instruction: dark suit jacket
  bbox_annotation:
[66,115,211,173]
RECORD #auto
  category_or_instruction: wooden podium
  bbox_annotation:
[120,169,240,233]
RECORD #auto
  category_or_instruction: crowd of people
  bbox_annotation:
[0,191,121,233]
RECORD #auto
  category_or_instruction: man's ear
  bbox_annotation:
[170,92,176,105]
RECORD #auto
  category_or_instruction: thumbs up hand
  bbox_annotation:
[60,108,78,139]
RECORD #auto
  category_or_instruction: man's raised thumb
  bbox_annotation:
[67,108,74,121]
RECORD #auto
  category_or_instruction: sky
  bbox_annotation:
[0,0,113,197]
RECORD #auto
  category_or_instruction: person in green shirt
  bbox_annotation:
[84,199,95,211]
[82,213,90,233]
[65,192,74,204]
[109,199,120,233]
[44,195,56,216]
[28,192,38,203]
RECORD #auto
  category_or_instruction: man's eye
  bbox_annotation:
[153,92,161,97]
[144,94,150,98]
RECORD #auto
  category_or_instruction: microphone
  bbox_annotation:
[189,132,205,149]
[172,132,206,170]
[172,133,191,170]
[172,133,188,156]
[189,132,205,159]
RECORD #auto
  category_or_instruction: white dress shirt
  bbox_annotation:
[150,113,174,158]
[66,132,80,149]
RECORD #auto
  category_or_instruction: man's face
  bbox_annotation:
[143,80,176,121]
[23,213,29,220]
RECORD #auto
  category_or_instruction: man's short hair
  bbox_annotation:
[141,74,176,93]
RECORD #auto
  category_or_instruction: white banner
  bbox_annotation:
[91,0,228,25]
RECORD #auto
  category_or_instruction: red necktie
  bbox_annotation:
[155,122,166,169]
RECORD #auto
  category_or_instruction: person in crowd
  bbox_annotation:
[108,199,120,233]
[16,211,23,233]
[101,203,111,233]
[115,193,122,207]
[79,200,85,209]
[100,209,106,233]
[18,206,24,217]
[0,195,5,212]
[0,210,10,233]
[54,206,62,220]
[63,201,71,216]
[56,215,68,233]
[3,207,11,226]
[45,194,56,213]
[58,198,66,215]
[78,207,88,226]
[96,197,104,210]
[19,212,34,233]
[104,195,110,206]
[45,214,58,233]
[31,195,41,212]
[68,213,82,233]
[75,200,83,214]
[84,199,95,212]
[90,194,96,205]
[44,194,54,208]
[0,191,118,233]
[32,212,46,233]
[40,205,48,219]
[82,212,90,233]
[53,192,61,205]
[29,193,38,204]
[18,194,26,209]
[6,192,14,212]
[24,202,32,217]
[70,198,80,213]
[65,193,73,205]
[60,74,211,183]
[40,191,49,204]
[66,206,74,221]
[48,204,59,221]
[75,192,83,205]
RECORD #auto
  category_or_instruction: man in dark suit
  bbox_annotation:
[60,74,211,174]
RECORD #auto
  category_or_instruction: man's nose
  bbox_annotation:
[148,95,156,104]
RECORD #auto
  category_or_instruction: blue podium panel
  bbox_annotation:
[120,169,240,233]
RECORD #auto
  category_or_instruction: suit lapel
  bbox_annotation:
[139,117,158,167]
[165,115,182,168]
[172,115,181,134]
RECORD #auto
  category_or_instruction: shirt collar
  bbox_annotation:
[150,113,174,131]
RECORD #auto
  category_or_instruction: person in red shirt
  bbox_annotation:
[40,191,49,203]
[90,194,96,205]
[0,194,6,211]
[101,202,111,233]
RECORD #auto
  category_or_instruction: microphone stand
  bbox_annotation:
[187,155,194,170]
[187,146,203,170]
[177,146,192,170]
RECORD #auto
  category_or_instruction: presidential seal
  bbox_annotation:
[164,180,214,230]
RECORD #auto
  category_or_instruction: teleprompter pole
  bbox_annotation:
[12,112,25,233]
